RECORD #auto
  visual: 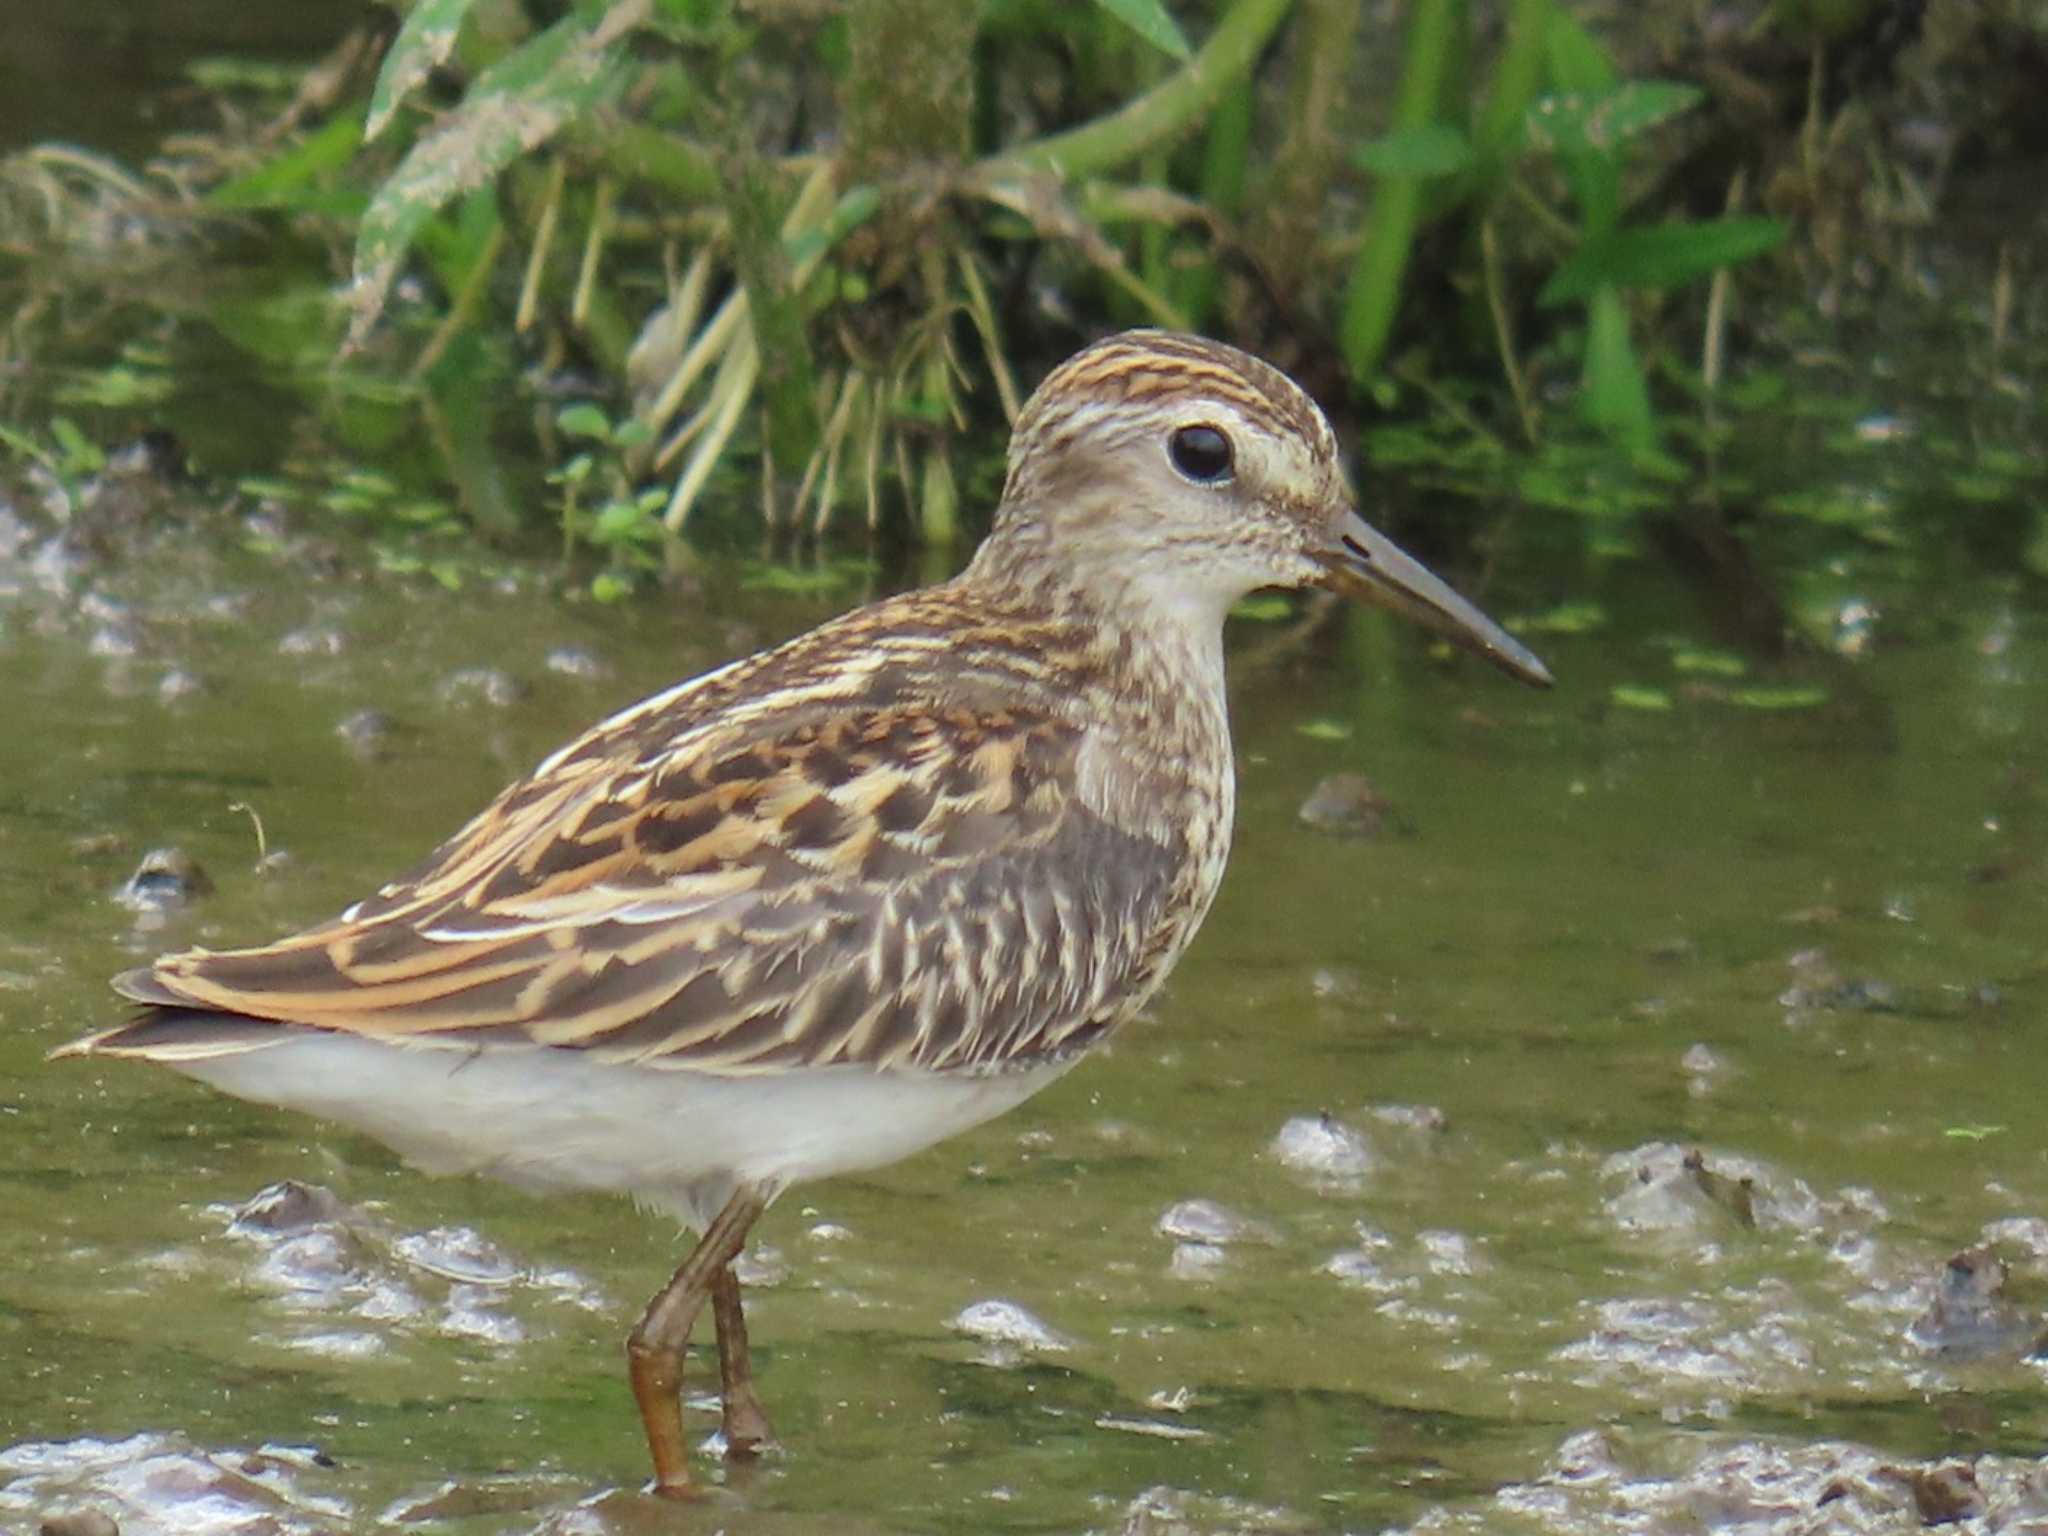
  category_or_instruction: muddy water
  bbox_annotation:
[1,466,2045,1534]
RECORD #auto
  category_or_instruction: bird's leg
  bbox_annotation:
[711,1263,774,1456]
[626,1183,768,1498]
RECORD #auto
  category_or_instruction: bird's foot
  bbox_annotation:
[721,1388,776,1459]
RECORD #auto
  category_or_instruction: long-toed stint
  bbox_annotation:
[59,330,1551,1496]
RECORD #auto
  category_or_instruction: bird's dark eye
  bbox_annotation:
[1168,424,1233,484]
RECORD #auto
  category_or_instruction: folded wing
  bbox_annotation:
[93,702,1182,1077]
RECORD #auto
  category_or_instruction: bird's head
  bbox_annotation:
[992,329,1550,687]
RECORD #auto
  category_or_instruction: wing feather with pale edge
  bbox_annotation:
[99,675,1184,1077]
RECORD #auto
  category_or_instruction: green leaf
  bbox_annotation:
[739,559,874,595]
[211,114,364,210]
[1728,685,1828,710]
[556,402,613,441]
[186,57,305,93]
[1296,719,1352,741]
[412,185,502,298]
[1515,600,1607,634]
[1353,122,1475,179]
[1672,648,1746,677]
[53,367,172,409]
[1579,286,1655,450]
[48,418,105,476]
[1541,218,1787,305]
[348,12,632,345]
[1089,0,1192,60]
[782,184,882,268]
[592,500,651,541]
[1542,9,1617,93]
[1610,684,1673,712]
[1524,80,1701,155]
[367,0,484,141]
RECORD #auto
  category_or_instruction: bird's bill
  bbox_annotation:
[1314,508,1553,687]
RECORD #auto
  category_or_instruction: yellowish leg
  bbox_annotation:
[712,1264,774,1455]
[626,1185,767,1497]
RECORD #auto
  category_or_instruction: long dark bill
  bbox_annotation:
[1315,508,1553,688]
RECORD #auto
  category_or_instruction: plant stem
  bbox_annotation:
[1174,75,1252,326]
[1256,0,1360,303]
[718,143,819,484]
[973,0,1293,185]
[587,122,719,202]
[845,0,976,182]
[1339,0,1467,383]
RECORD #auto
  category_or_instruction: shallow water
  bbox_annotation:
[2,426,2047,1534]
[5,12,2048,1522]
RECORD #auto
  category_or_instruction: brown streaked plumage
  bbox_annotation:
[57,329,1550,1497]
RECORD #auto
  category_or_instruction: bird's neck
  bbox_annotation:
[945,525,1241,883]
[952,527,1236,752]
[962,522,1235,668]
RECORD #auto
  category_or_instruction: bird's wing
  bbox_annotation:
[94,695,1186,1077]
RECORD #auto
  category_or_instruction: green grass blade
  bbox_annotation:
[347,12,632,347]
[1340,0,1467,382]
[1580,284,1654,449]
[210,114,365,211]
[1523,80,1702,156]
[1540,216,1787,305]
[1352,122,1474,178]
[367,0,485,141]
[1088,0,1193,61]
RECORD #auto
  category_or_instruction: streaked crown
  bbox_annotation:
[985,330,1351,603]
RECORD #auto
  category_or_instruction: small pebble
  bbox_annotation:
[116,847,212,910]
[1270,1112,1375,1182]
[439,667,524,708]
[733,1245,788,1288]
[1907,1247,2040,1362]
[394,1226,519,1285]
[1298,772,1400,837]
[355,1281,427,1322]
[1681,1043,1725,1077]
[77,592,130,626]
[1902,1461,1986,1525]
[1323,1249,1402,1294]
[949,1298,1068,1352]
[289,1330,384,1359]
[544,645,606,678]
[250,1230,356,1301]
[1310,966,1366,1003]
[1167,1242,1229,1281]
[441,1287,525,1345]
[1156,1198,1264,1245]
[39,1511,119,1536]
[335,708,392,758]
[87,623,141,659]
[1853,414,1912,443]
[106,428,186,482]
[1417,1229,1480,1275]
[279,625,345,658]
[229,1181,345,1234]
[1367,1102,1448,1134]
[156,668,204,704]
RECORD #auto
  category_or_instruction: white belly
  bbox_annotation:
[175,1035,1076,1228]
